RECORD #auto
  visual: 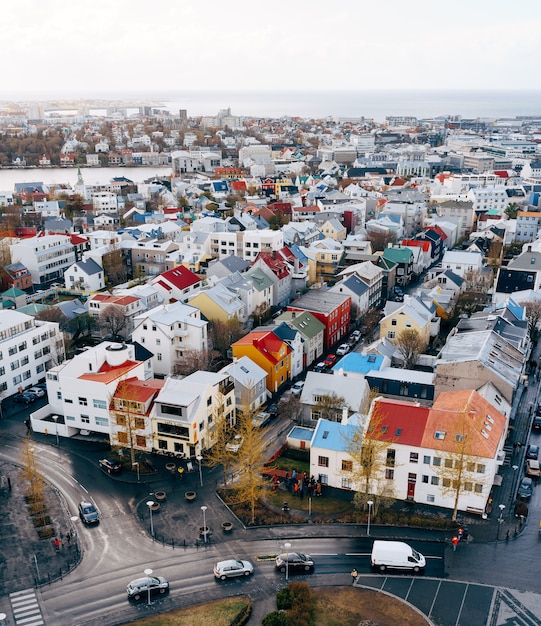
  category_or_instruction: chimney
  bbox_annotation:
[341,406,349,424]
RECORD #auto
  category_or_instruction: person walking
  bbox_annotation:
[451,535,459,552]
[54,537,60,552]
[351,568,358,584]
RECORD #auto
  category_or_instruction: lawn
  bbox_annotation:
[264,485,356,519]
[269,456,310,476]
[123,596,250,626]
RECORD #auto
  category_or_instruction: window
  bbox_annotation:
[136,435,146,447]
[391,319,397,326]
[455,434,464,443]
[81,415,90,424]
[341,477,352,489]
[386,449,395,467]
[95,416,109,427]
[431,476,439,485]
[477,464,485,474]
[134,418,145,429]
[318,456,329,468]
[342,460,353,472]
[116,415,126,426]
[207,396,212,406]
[156,338,161,345]
[385,468,394,480]
[434,430,446,440]
[0,366,4,376]
[433,457,441,467]
[387,331,395,339]
[93,399,107,410]
[422,475,429,484]
[410,452,419,463]
[399,383,409,396]
[408,473,417,483]
[158,439,168,450]
[157,353,162,361]
[423,455,430,464]
[79,397,88,406]
[23,370,31,380]
[464,482,473,491]
[474,484,483,493]
[444,458,453,469]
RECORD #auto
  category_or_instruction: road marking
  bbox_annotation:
[9,588,45,626]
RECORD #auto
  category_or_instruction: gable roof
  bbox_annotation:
[156,266,201,290]
[368,397,430,447]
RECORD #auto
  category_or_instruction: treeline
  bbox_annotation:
[0,131,65,166]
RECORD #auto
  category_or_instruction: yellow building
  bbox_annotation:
[231,330,292,394]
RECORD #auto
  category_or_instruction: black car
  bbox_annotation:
[126,575,169,601]
[78,500,100,525]
[267,403,278,419]
[13,392,37,405]
[275,552,314,573]
[98,458,122,474]
[517,476,533,500]
[526,445,539,460]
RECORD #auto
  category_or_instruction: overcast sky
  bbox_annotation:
[5,0,541,98]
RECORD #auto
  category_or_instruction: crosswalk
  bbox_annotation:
[9,588,44,626]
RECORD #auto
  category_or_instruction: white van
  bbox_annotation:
[370,540,426,573]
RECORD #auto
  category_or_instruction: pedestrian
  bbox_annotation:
[294,481,299,497]
[66,531,71,545]
[54,537,60,552]
[292,469,297,482]
[351,568,358,584]
[451,536,459,552]
[24,419,31,433]
[457,527,464,542]
[316,482,322,497]
[299,482,304,501]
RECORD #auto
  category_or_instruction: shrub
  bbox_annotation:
[277,587,293,610]
[262,611,289,626]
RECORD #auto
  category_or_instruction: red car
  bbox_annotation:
[324,354,337,367]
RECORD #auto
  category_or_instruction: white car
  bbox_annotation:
[291,381,304,396]
[214,559,253,580]
[27,387,45,398]
[226,434,244,453]
[336,344,350,356]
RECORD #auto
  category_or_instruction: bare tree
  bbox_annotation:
[209,317,244,355]
[226,404,269,524]
[311,392,348,422]
[102,247,127,287]
[98,305,127,339]
[173,348,221,377]
[278,393,303,424]
[67,312,98,342]
[395,328,426,369]
[524,300,541,342]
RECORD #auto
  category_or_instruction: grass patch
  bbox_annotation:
[270,457,310,475]
[313,587,429,626]
[265,487,355,518]
[123,596,251,626]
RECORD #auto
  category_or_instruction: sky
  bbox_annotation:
[4,0,541,98]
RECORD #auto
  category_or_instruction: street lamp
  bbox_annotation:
[146,500,155,538]
[196,454,203,487]
[132,462,140,482]
[52,415,59,445]
[70,515,80,555]
[144,568,153,606]
[367,500,374,537]
[496,504,505,541]
[201,505,208,543]
[284,542,292,580]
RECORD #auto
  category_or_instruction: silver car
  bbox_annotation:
[127,575,169,600]
[214,559,253,580]
[78,501,99,525]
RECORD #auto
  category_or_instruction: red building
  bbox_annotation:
[287,291,351,350]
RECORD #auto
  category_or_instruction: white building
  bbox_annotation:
[39,342,150,437]
[440,250,484,278]
[91,191,118,212]
[0,310,65,397]
[242,229,283,261]
[10,233,76,287]
[220,356,268,412]
[131,302,209,378]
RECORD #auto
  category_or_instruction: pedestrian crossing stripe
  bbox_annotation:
[9,588,44,626]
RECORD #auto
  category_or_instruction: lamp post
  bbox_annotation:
[196,454,203,487]
[496,504,505,541]
[284,541,291,581]
[144,568,153,605]
[366,500,374,537]
[52,415,59,445]
[132,462,140,482]
[201,505,208,543]
[146,500,155,538]
[70,515,80,555]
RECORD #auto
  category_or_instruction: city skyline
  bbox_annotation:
[5,0,541,98]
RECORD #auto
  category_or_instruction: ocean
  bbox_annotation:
[159,89,541,122]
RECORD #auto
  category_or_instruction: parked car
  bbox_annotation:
[27,387,45,398]
[275,552,314,573]
[78,500,100,525]
[526,459,541,479]
[226,434,244,453]
[324,354,337,367]
[252,411,272,428]
[214,559,253,580]
[533,415,541,431]
[267,403,278,419]
[291,381,304,396]
[313,362,327,373]
[126,575,169,601]
[98,458,122,474]
[517,476,533,500]
[526,445,539,460]
[351,330,362,341]
[13,392,36,405]
[336,344,350,356]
